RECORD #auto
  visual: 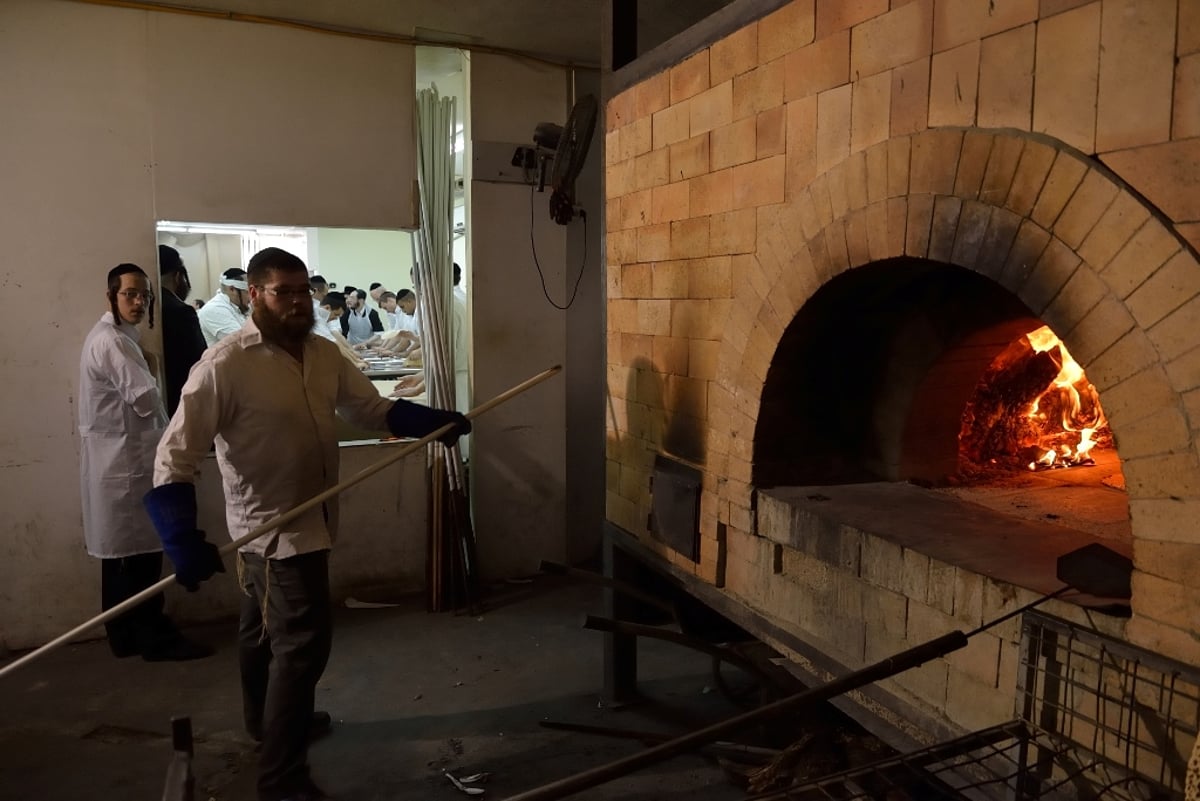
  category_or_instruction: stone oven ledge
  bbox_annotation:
[758,482,1133,610]
[604,482,1137,755]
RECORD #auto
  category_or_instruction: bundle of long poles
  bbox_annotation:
[412,84,474,611]
[0,366,561,682]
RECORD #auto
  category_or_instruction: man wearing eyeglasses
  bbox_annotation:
[78,263,213,662]
[145,247,470,801]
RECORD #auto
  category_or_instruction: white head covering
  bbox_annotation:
[220,274,249,291]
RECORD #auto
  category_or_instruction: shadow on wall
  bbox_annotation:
[633,355,709,465]
[476,421,566,571]
[607,357,708,531]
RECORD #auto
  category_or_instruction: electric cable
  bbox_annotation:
[528,185,589,311]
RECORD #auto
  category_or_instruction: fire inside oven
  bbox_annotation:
[958,324,1112,475]
[752,259,1126,497]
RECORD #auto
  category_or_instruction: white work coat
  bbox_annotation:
[78,313,169,557]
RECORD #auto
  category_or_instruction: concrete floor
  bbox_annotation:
[0,579,751,801]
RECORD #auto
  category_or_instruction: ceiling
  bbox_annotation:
[137,0,734,67]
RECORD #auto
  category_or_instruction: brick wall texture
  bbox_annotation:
[605,0,1200,675]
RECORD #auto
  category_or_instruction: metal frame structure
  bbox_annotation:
[764,612,1198,800]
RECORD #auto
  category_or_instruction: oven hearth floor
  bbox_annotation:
[937,449,1128,543]
[758,481,1131,605]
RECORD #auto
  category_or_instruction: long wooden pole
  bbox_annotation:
[0,365,562,681]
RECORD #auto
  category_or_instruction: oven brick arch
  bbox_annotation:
[605,0,1200,667]
[708,128,1200,657]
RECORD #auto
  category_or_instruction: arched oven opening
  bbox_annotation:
[754,257,1128,548]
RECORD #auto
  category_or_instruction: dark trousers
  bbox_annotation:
[238,550,332,801]
[101,553,177,657]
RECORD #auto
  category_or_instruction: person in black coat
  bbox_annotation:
[158,244,207,417]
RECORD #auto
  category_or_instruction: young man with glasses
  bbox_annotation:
[145,247,470,801]
[78,263,213,662]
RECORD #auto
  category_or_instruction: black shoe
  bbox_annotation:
[141,636,214,662]
[248,711,333,745]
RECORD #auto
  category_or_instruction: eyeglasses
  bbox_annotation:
[256,285,314,299]
[116,290,154,301]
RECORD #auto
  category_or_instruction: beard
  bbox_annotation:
[253,298,314,347]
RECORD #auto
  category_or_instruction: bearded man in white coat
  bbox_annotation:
[78,263,212,662]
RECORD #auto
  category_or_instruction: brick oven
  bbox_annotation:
[604,0,1200,790]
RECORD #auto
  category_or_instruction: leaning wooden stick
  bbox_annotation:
[0,365,562,681]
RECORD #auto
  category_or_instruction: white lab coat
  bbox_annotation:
[78,313,169,557]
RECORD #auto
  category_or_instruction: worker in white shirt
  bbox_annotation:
[313,291,368,370]
[391,289,420,333]
[368,283,388,325]
[378,291,401,331]
[310,274,330,310]
[309,278,357,358]
[312,291,343,341]
[79,263,212,662]
[145,247,469,801]
[197,267,250,346]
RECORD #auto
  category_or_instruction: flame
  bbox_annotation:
[1022,326,1107,470]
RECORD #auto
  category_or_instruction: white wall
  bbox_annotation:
[147,12,416,228]
[0,0,418,649]
[309,227,416,299]
[469,53,573,577]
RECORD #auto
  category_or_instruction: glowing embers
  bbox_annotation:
[960,325,1111,474]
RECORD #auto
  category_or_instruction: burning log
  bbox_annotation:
[959,341,1060,465]
[958,326,1111,475]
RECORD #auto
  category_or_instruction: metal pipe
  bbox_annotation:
[583,615,781,690]
[500,630,969,801]
[504,568,1097,800]
[538,561,678,620]
[0,365,562,681]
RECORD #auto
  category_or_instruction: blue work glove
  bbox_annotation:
[386,400,472,446]
[143,483,225,592]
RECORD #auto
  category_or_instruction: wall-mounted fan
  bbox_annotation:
[532,94,597,225]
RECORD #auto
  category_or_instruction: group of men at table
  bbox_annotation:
[163,247,463,406]
[307,277,420,373]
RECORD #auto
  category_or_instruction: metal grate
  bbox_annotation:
[1016,611,1198,799]
[757,612,1198,800]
